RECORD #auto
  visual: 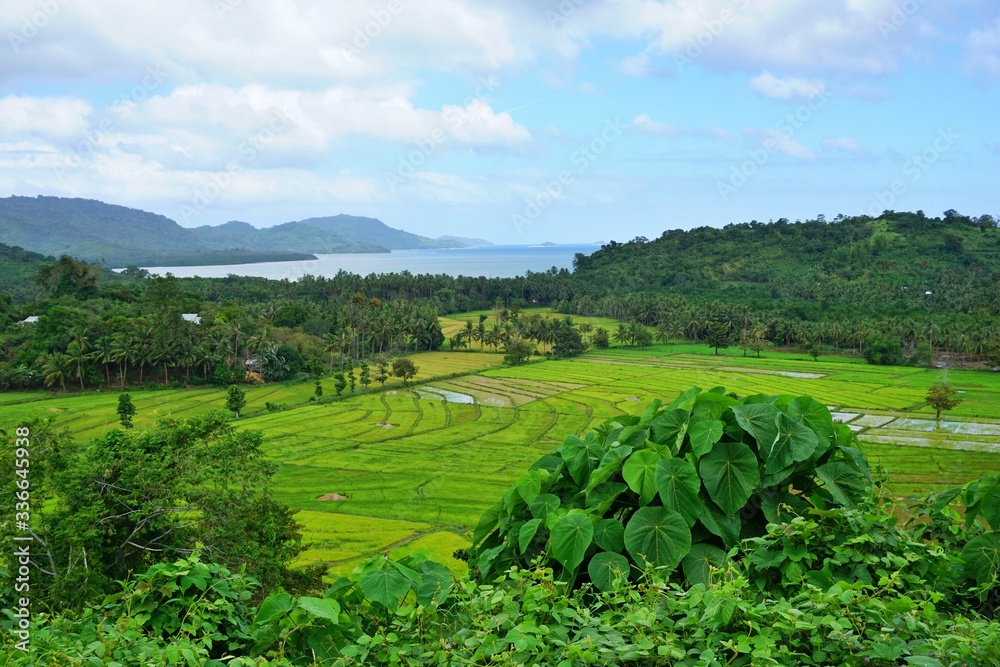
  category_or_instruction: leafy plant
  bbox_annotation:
[469,387,873,590]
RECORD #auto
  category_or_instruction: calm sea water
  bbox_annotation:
[142,244,598,280]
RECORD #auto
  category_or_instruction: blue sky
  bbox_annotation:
[1,0,998,244]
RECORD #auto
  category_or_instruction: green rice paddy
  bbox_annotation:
[4,342,1000,575]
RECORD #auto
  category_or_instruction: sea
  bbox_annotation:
[141,244,599,280]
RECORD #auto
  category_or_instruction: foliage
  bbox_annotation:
[0,413,312,610]
[502,337,533,366]
[391,358,418,386]
[227,384,247,418]
[927,383,963,422]
[116,392,136,428]
[864,335,904,366]
[468,387,872,590]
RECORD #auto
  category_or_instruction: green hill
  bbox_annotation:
[0,197,384,265]
[296,214,466,250]
[571,211,1000,317]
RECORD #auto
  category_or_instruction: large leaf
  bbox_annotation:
[961,532,1000,586]
[761,491,810,523]
[416,562,454,607]
[665,387,701,412]
[585,482,628,514]
[815,462,869,509]
[700,440,760,515]
[530,494,561,521]
[698,500,741,548]
[517,470,544,504]
[586,445,632,492]
[561,433,605,486]
[359,568,412,610]
[730,403,779,451]
[682,544,729,587]
[622,450,661,505]
[297,596,341,621]
[253,593,295,626]
[472,503,500,547]
[980,484,1000,531]
[655,458,703,527]
[588,552,631,592]
[764,413,819,474]
[624,506,691,569]
[688,419,724,458]
[519,518,543,554]
[593,518,625,552]
[650,409,690,454]
[549,512,594,571]
[787,397,836,457]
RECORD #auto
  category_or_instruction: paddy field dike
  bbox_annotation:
[4,336,1000,576]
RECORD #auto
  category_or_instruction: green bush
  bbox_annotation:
[468,387,873,589]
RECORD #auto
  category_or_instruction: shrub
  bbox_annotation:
[468,387,873,590]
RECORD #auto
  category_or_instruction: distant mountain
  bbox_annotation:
[0,197,383,265]
[436,235,494,247]
[191,220,383,254]
[295,214,482,250]
[0,196,492,266]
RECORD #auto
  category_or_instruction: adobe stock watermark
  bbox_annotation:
[675,0,753,73]
[11,426,34,653]
[7,0,71,53]
[878,0,929,39]
[511,117,628,233]
[717,90,831,202]
[179,109,295,224]
[384,75,502,193]
[338,0,406,59]
[52,64,170,185]
[859,127,959,217]
[546,0,590,30]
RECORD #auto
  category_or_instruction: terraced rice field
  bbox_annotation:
[4,343,1000,575]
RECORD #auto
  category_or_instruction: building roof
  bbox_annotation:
[18,316,39,325]
[182,313,202,324]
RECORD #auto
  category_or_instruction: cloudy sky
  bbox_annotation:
[1,1,998,243]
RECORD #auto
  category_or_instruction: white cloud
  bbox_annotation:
[0,0,520,84]
[617,53,655,77]
[749,71,825,101]
[630,114,678,136]
[965,17,1000,84]
[0,96,92,139]
[822,137,865,154]
[743,128,816,160]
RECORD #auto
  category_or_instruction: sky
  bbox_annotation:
[1,1,998,244]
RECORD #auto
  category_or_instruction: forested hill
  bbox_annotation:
[0,196,487,266]
[572,211,1000,317]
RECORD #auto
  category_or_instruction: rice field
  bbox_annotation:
[4,342,1000,575]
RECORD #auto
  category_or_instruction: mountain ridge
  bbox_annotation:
[0,196,492,266]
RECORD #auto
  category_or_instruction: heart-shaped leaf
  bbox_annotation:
[519,518,543,554]
[593,518,625,552]
[530,493,561,521]
[688,419,724,458]
[622,450,661,505]
[730,403,779,451]
[297,596,341,621]
[549,512,594,571]
[682,544,728,587]
[588,552,631,592]
[700,440,759,515]
[656,458,703,527]
[624,506,691,569]
[560,433,605,486]
[787,397,835,457]
[359,568,411,611]
[650,409,690,454]
[815,462,869,509]
[765,413,818,474]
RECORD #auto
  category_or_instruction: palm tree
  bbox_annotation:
[41,352,72,391]
[614,322,630,347]
[65,340,91,391]
[92,337,114,387]
[111,332,138,390]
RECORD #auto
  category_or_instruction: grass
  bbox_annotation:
[5,339,1000,575]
